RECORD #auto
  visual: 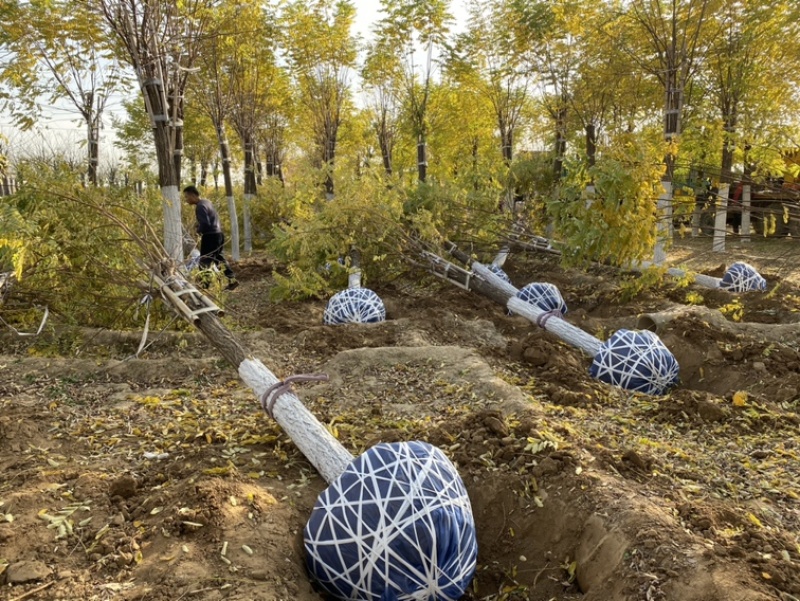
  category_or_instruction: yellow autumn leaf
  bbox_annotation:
[746,512,763,528]
[733,391,748,407]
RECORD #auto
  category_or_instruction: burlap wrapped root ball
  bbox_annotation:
[589,329,680,395]
[516,282,568,315]
[719,262,767,293]
[323,287,387,325]
[304,441,478,601]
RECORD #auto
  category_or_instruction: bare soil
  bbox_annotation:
[1,237,799,601]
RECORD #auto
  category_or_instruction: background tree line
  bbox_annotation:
[1,0,800,320]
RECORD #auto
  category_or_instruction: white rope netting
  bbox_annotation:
[183,248,202,272]
[474,263,679,393]
[589,329,680,396]
[323,288,387,325]
[487,264,511,283]
[304,441,477,601]
[516,282,568,315]
[719,262,767,293]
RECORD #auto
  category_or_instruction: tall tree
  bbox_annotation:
[283,0,357,197]
[702,0,800,186]
[98,0,212,260]
[193,8,237,258]
[227,0,281,252]
[361,40,403,177]
[259,85,292,184]
[374,0,453,184]
[454,0,534,166]
[0,0,126,185]
[618,0,713,263]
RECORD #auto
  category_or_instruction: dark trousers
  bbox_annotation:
[199,232,234,279]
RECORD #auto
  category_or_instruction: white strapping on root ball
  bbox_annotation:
[589,329,680,395]
[323,287,387,325]
[516,282,568,315]
[719,262,767,293]
[304,441,477,601]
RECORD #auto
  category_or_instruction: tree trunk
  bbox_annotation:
[218,126,240,262]
[243,132,257,253]
[653,68,682,265]
[720,111,737,183]
[167,285,353,483]
[741,185,751,242]
[322,122,337,197]
[87,118,100,186]
[500,123,513,164]
[378,126,393,176]
[443,246,601,356]
[142,76,183,262]
[417,135,427,183]
[552,105,567,181]
[713,183,730,252]
[585,123,597,168]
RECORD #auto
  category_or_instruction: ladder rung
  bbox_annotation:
[189,306,219,319]
[172,287,199,297]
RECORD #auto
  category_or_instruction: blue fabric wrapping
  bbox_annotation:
[304,441,478,601]
[487,264,511,283]
[589,329,680,395]
[719,262,767,292]
[323,288,387,325]
[516,282,568,315]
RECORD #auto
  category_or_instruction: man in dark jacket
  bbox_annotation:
[183,185,238,290]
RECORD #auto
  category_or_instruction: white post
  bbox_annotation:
[713,184,730,252]
[653,181,673,265]
[741,185,751,243]
[226,195,240,261]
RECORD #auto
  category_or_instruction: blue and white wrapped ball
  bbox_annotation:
[487,264,511,283]
[589,329,679,396]
[516,282,568,315]
[719,262,767,293]
[304,441,478,601]
[323,287,386,325]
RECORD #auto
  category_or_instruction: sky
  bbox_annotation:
[0,0,469,166]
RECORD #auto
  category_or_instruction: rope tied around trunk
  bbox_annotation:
[536,309,563,329]
[260,374,330,418]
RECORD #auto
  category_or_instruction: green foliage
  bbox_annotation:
[617,266,666,303]
[548,133,665,268]
[243,178,300,247]
[0,166,170,329]
[268,172,407,299]
[267,164,510,299]
[403,179,511,251]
